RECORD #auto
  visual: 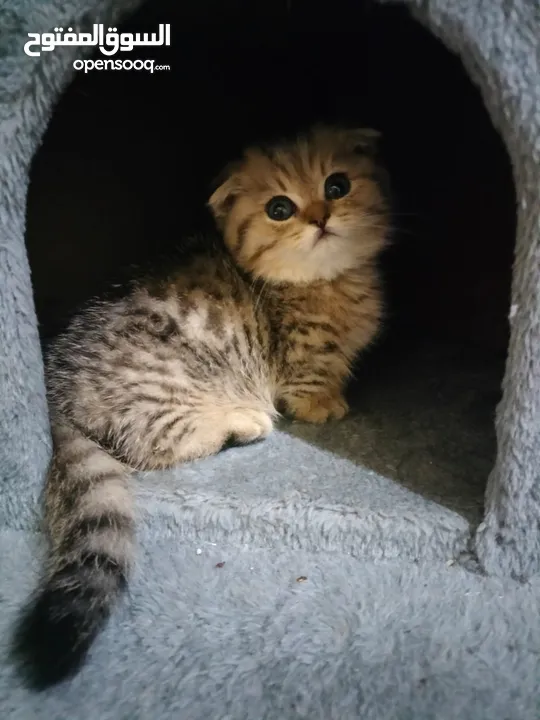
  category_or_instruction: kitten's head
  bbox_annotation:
[208,125,390,284]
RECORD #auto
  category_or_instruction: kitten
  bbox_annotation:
[15,125,389,688]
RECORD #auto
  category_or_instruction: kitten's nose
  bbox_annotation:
[305,202,330,229]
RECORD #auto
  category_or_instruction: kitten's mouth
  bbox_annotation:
[314,228,336,244]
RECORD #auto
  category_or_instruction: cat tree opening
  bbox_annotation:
[25,0,516,548]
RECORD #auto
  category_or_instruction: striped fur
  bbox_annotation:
[14,126,389,688]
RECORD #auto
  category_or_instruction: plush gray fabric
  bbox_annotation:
[2,529,540,719]
[0,0,142,528]
[404,0,540,583]
[0,4,52,531]
[134,346,497,564]
[0,0,539,715]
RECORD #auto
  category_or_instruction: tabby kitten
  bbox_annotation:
[16,125,389,688]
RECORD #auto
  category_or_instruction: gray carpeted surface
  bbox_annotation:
[134,344,499,565]
[2,529,540,720]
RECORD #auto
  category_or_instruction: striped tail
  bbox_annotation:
[14,420,135,689]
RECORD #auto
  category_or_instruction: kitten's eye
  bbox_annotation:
[265,196,296,221]
[324,173,351,201]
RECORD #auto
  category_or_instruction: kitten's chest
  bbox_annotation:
[277,273,375,351]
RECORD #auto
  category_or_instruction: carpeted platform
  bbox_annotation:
[134,344,499,564]
[2,529,540,719]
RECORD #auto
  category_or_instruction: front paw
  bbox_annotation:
[284,393,349,424]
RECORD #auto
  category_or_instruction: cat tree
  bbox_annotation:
[0,0,538,612]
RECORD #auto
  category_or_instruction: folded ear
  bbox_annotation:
[310,124,382,159]
[208,161,243,227]
[344,127,382,157]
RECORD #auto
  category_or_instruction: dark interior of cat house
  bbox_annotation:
[25,0,516,528]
